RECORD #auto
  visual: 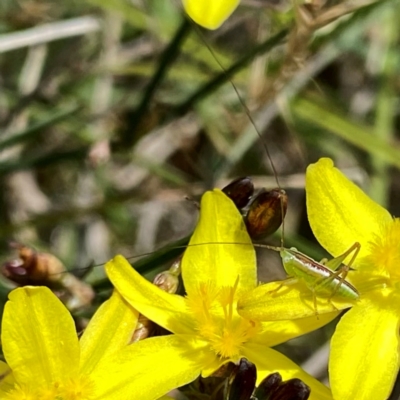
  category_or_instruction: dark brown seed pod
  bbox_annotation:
[245,188,288,240]
[255,373,310,400]
[254,372,282,399]
[272,379,310,400]
[226,358,257,400]
[222,177,254,210]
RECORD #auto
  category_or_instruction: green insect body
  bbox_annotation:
[280,247,359,301]
[260,241,361,314]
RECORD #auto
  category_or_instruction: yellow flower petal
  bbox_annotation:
[182,0,240,30]
[306,158,392,260]
[254,314,338,347]
[105,255,194,334]
[238,280,345,320]
[242,346,332,400]
[0,360,15,395]
[80,290,139,374]
[330,293,399,400]
[182,189,256,297]
[92,335,215,399]
[1,287,79,387]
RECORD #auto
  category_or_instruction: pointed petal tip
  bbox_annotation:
[110,254,127,265]
[315,157,334,167]
[306,157,392,259]
[307,157,334,175]
[182,0,240,30]
[105,254,129,273]
[182,186,256,295]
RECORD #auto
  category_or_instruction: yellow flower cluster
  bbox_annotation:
[1,158,397,399]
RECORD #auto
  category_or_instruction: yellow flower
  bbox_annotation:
[106,189,334,400]
[304,157,400,400]
[182,0,240,29]
[0,286,144,399]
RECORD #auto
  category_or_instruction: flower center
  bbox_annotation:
[365,218,400,284]
[5,376,96,400]
[186,278,260,360]
[62,375,96,400]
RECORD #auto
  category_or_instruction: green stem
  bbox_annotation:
[122,17,192,146]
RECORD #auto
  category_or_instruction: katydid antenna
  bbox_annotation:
[190,22,286,248]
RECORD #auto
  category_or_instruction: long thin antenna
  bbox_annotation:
[33,19,289,279]
[191,23,286,247]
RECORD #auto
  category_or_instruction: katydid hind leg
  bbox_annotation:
[308,243,360,302]
[324,242,361,272]
[327,242,361,299]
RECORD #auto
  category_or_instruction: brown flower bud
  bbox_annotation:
[222,177,254,210]
[3,243,65,285]
[153,257,181,294]
[245,188,287,240]
[2,243,94,310]
[153,270,179,294]
[131,257,181,342]
[131,314,156,343]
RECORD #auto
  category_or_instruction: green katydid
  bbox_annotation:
[223,177,361,314]
[252,241,361,314]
